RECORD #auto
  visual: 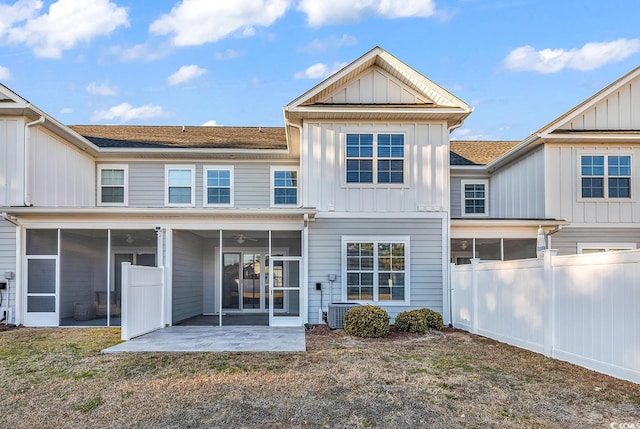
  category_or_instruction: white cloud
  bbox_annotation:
[297,0,436,27]
[59,107,73,114]
[294,62,348,79]
[202,120,220,126]
[503,38,640,73]
[167,65,207,86]
[87,82,116,96]
[91,102,168,122]
[214,49,242,60]
[108,42,170,62]
[3,0,128,58]
[298,34,356,54]
[0,0,41,34]
[150,0,290,46]
[0,65,11,80]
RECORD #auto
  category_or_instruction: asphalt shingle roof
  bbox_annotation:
[450,140,519,165]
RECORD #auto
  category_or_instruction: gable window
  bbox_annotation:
[343,237,409,304]
[580,155,631,199]
[204,166,233,206]
[461,180,488,216]
[271,166,299,206]
[346,133,405,185]
[165,165,195,206]
[98,165,127,206]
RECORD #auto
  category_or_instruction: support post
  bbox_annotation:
[471,258,480,335]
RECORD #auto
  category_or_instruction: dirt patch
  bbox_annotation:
[0,326,638,428]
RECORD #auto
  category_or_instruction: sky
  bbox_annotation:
[0,0,639,141]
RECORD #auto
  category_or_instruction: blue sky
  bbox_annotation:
[0,0,639,141]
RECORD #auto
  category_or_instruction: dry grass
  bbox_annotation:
[0,326,638,428]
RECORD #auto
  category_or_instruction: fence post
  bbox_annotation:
[471,258,480,334]
[121,262,131,341]
[543,250,558,357]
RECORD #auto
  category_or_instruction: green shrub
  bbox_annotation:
[394,308,444,333]
[343,305,390,338]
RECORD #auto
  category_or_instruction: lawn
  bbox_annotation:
[0,326,638,428]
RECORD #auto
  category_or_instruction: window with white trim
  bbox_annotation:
[578,243,636,254]
[165,165,195,206]
[98,164,127,206]
[346,133,405,184]
[461,180,488,216]
[271,167,299,206]
[204,166,233,206]
[580,155,631,199]
[343,237,409,303]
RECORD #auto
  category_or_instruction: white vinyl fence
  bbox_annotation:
[121,263,165,341]
[451,250,640,383]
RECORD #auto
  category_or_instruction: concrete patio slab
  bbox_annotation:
[102,326,306,353]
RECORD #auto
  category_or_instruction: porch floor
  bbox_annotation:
[102,325,306,353]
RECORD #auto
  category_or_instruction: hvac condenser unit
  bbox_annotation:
[327,302,360,329]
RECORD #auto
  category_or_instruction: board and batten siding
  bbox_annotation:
[307,217,444,324]
[301,122,449,213]
[545,144,640,223]
[490,148,545,218]
[111,162,283,209]
[0,218,16,323]
[0,118,24,206]
[171,230,204,323]
[550,227,640,256]
[29,126,94,207]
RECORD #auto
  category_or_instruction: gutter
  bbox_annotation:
[23,116,45,206]
[1,212,21,226]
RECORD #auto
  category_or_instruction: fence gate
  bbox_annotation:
[121,262,165,340]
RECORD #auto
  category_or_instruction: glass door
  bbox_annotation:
[269,257,302,326]
[222,253,241,310]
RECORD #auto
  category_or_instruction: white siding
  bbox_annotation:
[0,218,16,323]
[0,118,24,206]
[491,148,545,218]
[450,177,462,217]
[307,217,444,324]
[545,144,640,223]
[302,122,449,213]
[29,126,94,207]
[558,78,640,130]
[325,67,431,104]
[172,230,204,323]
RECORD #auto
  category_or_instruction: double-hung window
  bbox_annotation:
[343,237,409,303]
[165,165,195,206]
[346,133,405,185]
[204,166,233,206]
[580,155,631,199]
[461,179,489,216]
[271,166,299,206]
[98,165,127,206]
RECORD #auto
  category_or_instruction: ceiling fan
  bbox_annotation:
[233,233,258,244]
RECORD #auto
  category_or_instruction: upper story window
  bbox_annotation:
[581,155,631,199]
[98,165,127,206]
[204,166,233,206]
[165,165,195,207]
[346,133,405,185]
[343,236,409,304]
[271,166,299,206]
[461,179,488,216]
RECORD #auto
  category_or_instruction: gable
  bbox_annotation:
[319,65,433,105]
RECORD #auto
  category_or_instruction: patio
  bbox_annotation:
[102,325,306,353]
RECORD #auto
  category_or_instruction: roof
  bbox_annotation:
[450,141,519,166]
[69,125,287,149]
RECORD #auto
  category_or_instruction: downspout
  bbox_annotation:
[445,120,465,327]
[24,116,45,207]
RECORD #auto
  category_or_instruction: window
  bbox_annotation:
[343,237,409,303]
[461,180,488,216]
[346,133,405,185]
[578,243,636,254]
[204,166,233,206]
[98,165,127,206]
[271,167,299,206]
[165,165,195,206]
[580,155,631,199]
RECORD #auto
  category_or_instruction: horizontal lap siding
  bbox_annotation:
[552,227,640,255]
[307,218,443,323]
[172,231,204,323]
[0,219,16,321]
